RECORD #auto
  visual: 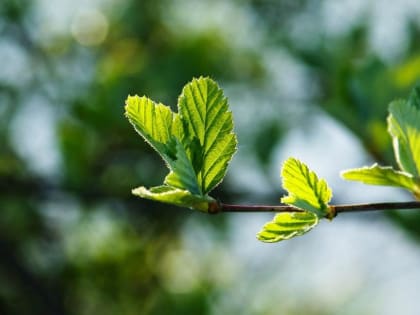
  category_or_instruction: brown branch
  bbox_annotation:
[209,201,420,217]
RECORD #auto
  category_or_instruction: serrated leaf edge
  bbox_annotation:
[280,157,333,217]
[257,211,319,243]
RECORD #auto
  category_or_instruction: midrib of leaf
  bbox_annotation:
[200,82,235,193]
[202,96,230,186]
[192,80,209,190]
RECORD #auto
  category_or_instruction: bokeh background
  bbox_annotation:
[2,0,420,314]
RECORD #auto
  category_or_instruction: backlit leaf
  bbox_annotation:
[257,211,318,243]
[125,96,200,194]
[178,77,237,194]
[388,96,420,176]
[125,77,237,210]
[164,137,201,195]
[125,95,175,162]
[281,158,332,217]
[132,185,214,212]
[342,86,420,199]
[341,163,418,191]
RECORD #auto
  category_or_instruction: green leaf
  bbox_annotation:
[125,77,238,210]
[125,96,176,162]
[178,77,237,194]
[388,96,420,176]
[132,185,214,212]
[408,86,420,109]
[125,96,200,194]
[257,211,318,243]
[281,157,332,217]
[163,137,201,195]
[341,87,420,199]
[341,163,418,191]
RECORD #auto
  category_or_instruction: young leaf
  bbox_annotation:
[342,87,420,199]
[125,77,237,211]
[281,158,332,217]
[341,163,418,191]
[163,137,201,195]
[125,96,175,162]
[257,211,318,243]
[132,185,214,212]
[125,96,201,194]
[388,97,420,176]
[178,77,237,194]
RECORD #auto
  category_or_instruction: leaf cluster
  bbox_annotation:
[342,87,420,199]
[125,77,237,212]
[257,158,332,242]
[126,79,420,243]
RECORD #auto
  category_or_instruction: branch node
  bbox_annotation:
[208,200,221,214]
[326,205,337,220]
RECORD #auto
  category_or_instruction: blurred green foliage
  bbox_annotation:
[1,0,420,314]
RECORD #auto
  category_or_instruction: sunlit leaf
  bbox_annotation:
[125,95,175,162]
[125,96,200,194]
[163,137,201,195]
[342,87,420,199]
[178,77,237,194]
[341,163,418,191]
[132,185,214,212]
[257,211,318,243]
[125,77,238,210]
[281,158,332,217]
[388,95,420,176]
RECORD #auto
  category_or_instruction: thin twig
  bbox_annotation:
[332,202,420,213]
[210,201,420,216]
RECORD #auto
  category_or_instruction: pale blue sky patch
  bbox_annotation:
[10,95,62,179]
